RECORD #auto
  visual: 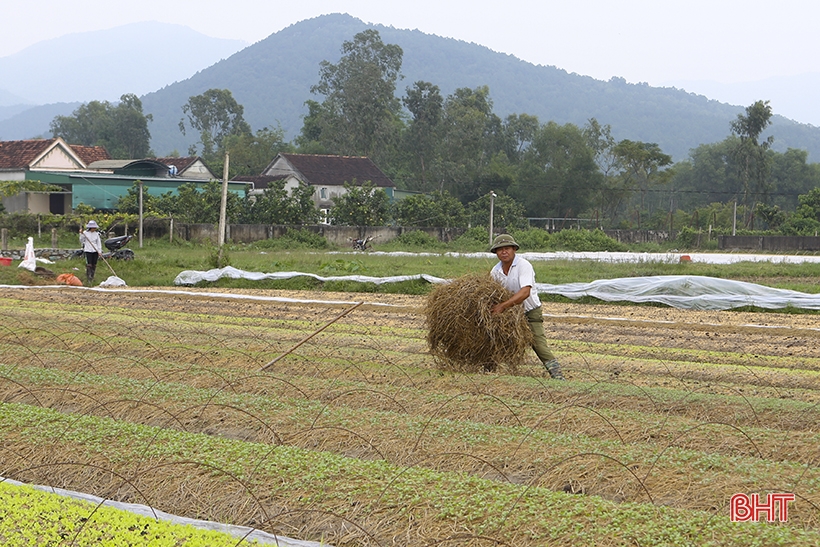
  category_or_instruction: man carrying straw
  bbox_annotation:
[489,234,565,380]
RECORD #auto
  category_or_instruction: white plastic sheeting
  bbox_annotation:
[98,275,128,288]
[536,275,820,311]
[174,267,820,311]
[17,236,56,271]
[18,237,36,271]
[1,476,330,547]
[174,265,446,286]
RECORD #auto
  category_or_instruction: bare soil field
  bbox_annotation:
[1,285,819,546]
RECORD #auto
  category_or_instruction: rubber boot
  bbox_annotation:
[544,359,565,380]
[86,264,96,285]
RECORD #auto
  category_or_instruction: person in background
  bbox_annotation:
[79,220,102,285]
[489,234,565,380]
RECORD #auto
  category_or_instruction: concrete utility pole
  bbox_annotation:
[732,201,737,236]
[138,180,144,248]
[217,153,230,265]
[489,191,497,245]
[218,153,230,247]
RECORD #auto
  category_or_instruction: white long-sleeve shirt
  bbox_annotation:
[80,230,102,253]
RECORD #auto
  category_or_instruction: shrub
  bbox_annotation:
[550,229,628,252]
[0,213,42,236]
[206,241,230,269]
[510,228,552,251]
[450,227,492,252]
[780,216,820,236]
[251,229,330,250]
[675,226,701,248]
[280,229,329,249]
[391,230,445,250]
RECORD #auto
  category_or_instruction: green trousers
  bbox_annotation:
[525,306,556,363]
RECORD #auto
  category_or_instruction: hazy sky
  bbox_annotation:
[4,0,820,121]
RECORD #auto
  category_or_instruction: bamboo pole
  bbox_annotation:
[259,301,364,372]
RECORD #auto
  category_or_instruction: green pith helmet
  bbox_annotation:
[490,234,520,253]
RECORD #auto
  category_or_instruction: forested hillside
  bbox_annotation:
[7,14,820,235]
[141,13,820,161]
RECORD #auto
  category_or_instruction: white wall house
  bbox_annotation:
[261,153,396,210]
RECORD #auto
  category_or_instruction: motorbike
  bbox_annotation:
[102,235,135,260]
[349,236,374,251]
[72,234,135,260]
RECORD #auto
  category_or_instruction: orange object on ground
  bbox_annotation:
[56,273,83,286]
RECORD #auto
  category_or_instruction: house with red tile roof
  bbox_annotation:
[0,138,111,214]
[261,153,396,212]
[0,138,109,179]
[71,144,114,166]
[1,139,239,214]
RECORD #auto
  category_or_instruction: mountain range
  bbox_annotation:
[2,14,819,163]
[0,21,247,106]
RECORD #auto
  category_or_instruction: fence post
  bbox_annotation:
[1,228,7,251]
[51,228,58,249]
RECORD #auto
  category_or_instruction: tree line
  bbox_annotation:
[49,30,820,235]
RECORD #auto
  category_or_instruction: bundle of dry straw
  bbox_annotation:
[424,273,533,373]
